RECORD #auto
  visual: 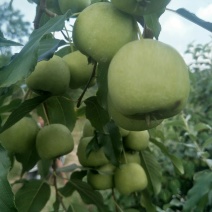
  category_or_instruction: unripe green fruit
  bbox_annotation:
[0,117,39,154]
[73,2,137,63]
[108,39,190,120]
[124,131,149,151]
[36,124,74,160]
[26,55,70,95]
[63,51,95,89]
[114,163,148,195]
[108,96,163,131]
[87,163,115,190]
[77,137,109,167]
[111,0,170,16]
[82,119,95,137]
[58,0,91,14]
[119,127,129,137]
[119,151,141,164]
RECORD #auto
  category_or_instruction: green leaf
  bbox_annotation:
[96,63,109,109]
[0,145,17,212]
[56,163,80,173]
[0,94,50,133]
[140,150,162,195]
[0,37,23,47]
[40,96,77,131]
[0,99,22,114]
[85,96,110,133]
[183,170,212,211]
[194,122,211,132]
[15,180,51,212]
[37,159,52,179]
[151,138,184,174]
[0,12,71,88]
[141,190,156,212]
[69,179,108,212]
[15,145,40,175]
[203,137,212,149]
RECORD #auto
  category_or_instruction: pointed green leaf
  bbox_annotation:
[151,138,184,174]
[0,145,17,212]
[0,37,23,47]
[0,94,50,133]
[37,159,52,179]
[15,180,51,212]
[194,122,211,132]
[0,99,22,114]
[85,96,110,133]
[140,150,162,195]
[141,190,156,212]
[0,12,71,88]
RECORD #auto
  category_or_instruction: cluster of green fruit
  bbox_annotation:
[0,117,74,160]
[72,1,190,131]
[77,120,150,195]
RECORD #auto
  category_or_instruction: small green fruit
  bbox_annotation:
[58,0,91,14]
[108,39,190,120]
[82,119,95,137]
[119,127,129,137]
[114,163,148,195]
[0,117,39,154]
[73,2,137,62]
[87,163,115,190]
[36,124,74,160]
[124,131,149,151]
[77,137,109,167]
[26,55,70,95]
[63,51,95,89]
[111,0,170,16]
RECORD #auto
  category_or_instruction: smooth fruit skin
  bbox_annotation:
[77,137,109,167]
[119,127,129,137]
[111,0,170,16]
[82,119,94,137]
[108,96,163,131]
[0,117,39,154]
[124,131,149,151]
[36,124,74,160]
[58,0,91,14]
[114,163,148,195]
[119,151,141,164]
[87,163,115,190]
[73,2,138,63]
[108,39,190,120]
[26,55,70,95]
[63,51,94,89]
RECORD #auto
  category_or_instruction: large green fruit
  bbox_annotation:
[36,124,74,160]
[119,151,141,164]
[77,137,109,167]
[73,2,137,63]
[108,96,163,131]
[108,39,190,121]
[124,130,149,151]
[87,163,115,190]
[111,0,170,16]
[0,117,39,154]
[63,51,95,89]
[26,55,70,95]
[114,163,148,195]
[58,0,91,14]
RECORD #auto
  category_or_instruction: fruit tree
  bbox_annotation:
[0,0,212,211]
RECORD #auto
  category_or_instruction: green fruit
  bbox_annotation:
[58,0,91,14]
[119,151,141,164]
[0,117,39,154]
[73,2,137,63]
[77,137,109,167]
[82,119,95,137]
[114,163,148,195]
[124,131,149,151]
[63,51,95,89]
[119,127,129,137]
[108,96,163,131]
[36,124,74,160]
[108,39,190,121]
[26,55,70,95]
[87,163,115,190]
[111,0,170,16]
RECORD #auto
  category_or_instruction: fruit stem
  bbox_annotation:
[41,102,50,125]
[112,189,124,212]
[77,61,97,108]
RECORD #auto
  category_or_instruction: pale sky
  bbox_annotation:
[1,0,212,63]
